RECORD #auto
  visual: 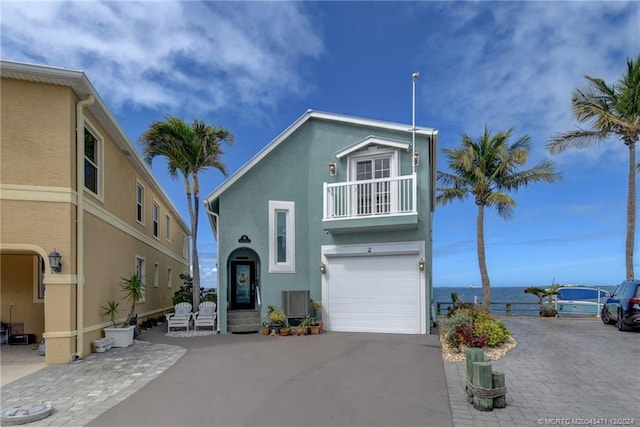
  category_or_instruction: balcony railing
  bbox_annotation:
[323,174,416,220]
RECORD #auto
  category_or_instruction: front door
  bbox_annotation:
[230,261,256,310]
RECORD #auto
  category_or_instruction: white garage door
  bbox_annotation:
[325,254,421,334]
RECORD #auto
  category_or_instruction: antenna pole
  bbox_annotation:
[412,72,419,174]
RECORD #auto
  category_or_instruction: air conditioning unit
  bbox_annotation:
[282,290,310,321]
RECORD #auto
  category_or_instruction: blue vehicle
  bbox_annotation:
[601,280,640,331]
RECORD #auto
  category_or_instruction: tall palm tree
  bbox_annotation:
[438,126,560,311]
[547,56,640,280]
[139,117,234,309]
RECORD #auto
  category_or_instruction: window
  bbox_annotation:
[153,201,159,238]
[349,150,398,216]
[165,214,171,241]
[136,182,144,224]
[84,127,100,195]
[135,256,146,302]
[153,262,159,288]
[183,235,189,259]
[167,267,173,288]
[269,201,295,273]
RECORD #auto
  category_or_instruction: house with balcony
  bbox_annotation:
[0,60,190,363]
[204,110,437,334]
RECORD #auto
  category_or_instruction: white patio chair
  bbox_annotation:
[193,301,217,331]
[166,302,193,331]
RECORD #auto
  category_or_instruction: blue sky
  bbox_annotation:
[2,1,638,287]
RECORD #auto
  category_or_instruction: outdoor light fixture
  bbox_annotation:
[413,152,420,166]
[48,248,62,273]
[320,263,327,274]
[418,258,425,271]
[328,163,337,176]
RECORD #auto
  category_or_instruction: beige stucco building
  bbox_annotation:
[0,60,190,363]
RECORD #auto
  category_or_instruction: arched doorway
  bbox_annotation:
[227,248,260,311]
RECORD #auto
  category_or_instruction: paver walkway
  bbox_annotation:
[445,317,640,426]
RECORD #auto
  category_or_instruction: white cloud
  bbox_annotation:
[1,1,324,117]
[424,2,639,166]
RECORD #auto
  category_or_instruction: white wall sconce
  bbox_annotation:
[418,258,425,271]
[413,152,420,167]
[48,248,62,273]
[328,163,337,176]
[320,263,327,274]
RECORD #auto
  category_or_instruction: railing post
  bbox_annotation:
[412,173,417,213]
[506,303,511,316]
[322,182,328,220]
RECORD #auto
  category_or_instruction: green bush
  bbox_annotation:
[440,303,511,350]
[474,319,510,347]
[440,310,474,350]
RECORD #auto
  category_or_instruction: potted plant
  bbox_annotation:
[262,320,270,336]
[298,317,311,335]
[267,305,286,334]
[309,317,320,335]
[311,300,323,331]
[101,300,120,327]
[103,273,144,347]
[280,324,291,336]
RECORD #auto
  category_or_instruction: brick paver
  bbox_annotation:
[444,317,640,426]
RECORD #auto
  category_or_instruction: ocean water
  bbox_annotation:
[433,285,616,316]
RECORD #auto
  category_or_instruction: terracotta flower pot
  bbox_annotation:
[310,325,320,335]
[280,328,291,336]
[263,327,269,336]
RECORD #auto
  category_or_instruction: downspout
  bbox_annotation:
[75,95,95,359]
[204,201,221,334]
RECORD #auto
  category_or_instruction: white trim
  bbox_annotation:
[336,136,410,159]
[321,240,426,334]
[347,148,399,181]
[152,199,160,239]
[268,200,295,273]
[83,122,104,202]
[136,180,145,225]
[0,184,77,203]
[204,110,437,204]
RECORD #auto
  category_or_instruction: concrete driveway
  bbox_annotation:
[87,328,452,427]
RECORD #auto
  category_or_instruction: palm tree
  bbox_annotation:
[139,117,233,309]
[547,56,640,280]
[438,126,560,312]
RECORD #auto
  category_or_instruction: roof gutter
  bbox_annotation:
[75,94,95,359]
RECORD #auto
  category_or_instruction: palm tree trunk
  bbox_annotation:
[477,203,491,312]
[192,173,201,310]
[184,176,200,309]
[626,141,636,280]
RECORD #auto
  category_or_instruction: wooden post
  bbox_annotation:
[465,348,484,403]
[506,303,512,316]
[492,371,506,408]
[472,362,494,411]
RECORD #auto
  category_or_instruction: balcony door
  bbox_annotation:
[354,155,392,215]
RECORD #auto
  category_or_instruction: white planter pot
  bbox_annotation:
[103,325,135,348]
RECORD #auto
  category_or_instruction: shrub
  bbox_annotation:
[440,310,474,350]
[474,319,510,347]
[440,304,511,350]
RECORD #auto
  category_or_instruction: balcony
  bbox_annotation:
[322,174,418,233]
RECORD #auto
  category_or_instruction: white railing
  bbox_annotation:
[323,174,416,220]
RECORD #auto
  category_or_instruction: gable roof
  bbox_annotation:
[1,59,190,233]
[204,110,438,204]
[335,135,411,159]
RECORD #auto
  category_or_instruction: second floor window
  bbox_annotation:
[84,128,99,195]
[153,202,159,237]
[136,183,144,223]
